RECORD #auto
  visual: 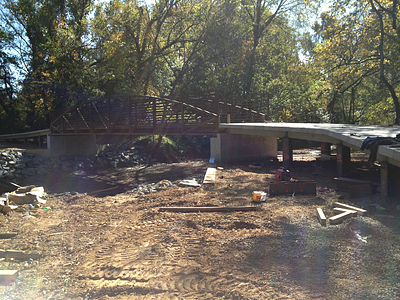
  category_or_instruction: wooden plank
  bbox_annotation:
[0,250,41,260]
[329,210,357,225]
[159,206,258,212]
[316,208,326,226]
[269,181,316,196]
[333,207,357,215]
[0,233,17,239]
[0,270,18,285]
[349,184,372,198]
[203,167,216,184]
[334,202,367,215]
[334,177,375,191]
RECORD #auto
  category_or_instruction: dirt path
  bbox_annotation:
[0,157,399,299]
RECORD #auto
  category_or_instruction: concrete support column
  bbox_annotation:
[321,143,331,156]
[336,144,350,177]
[282,137,293,167]
[210,133,277,164]
[48,134,97,156]
[380,161,388,197]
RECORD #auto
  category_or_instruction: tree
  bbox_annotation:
[313,0,400,124]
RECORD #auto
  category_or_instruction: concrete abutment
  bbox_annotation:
[210,133,277,164]
[48,135,98,157]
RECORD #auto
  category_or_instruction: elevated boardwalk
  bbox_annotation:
[219,123,400,167]
[216,123,400,197]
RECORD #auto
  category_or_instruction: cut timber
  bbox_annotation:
[159,206,257,212]
[249,164,262,170]
[0,250,41,260]
[329,210,357,225]
[203,167,216,184]
[0,233,17,239]
[0,270,18,285]
[349,184,372,198]
[333,207,357,215]
[334,177,374,191]
[316,208,326,226]
[269,180,316,196]
[334,202,367,216]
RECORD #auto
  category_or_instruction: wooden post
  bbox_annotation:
[227,114,231,124]
[380,161,388,197]
[282,137,293,167]
[336,144,350,177]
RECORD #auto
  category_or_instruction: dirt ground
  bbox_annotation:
[0,149,400,299]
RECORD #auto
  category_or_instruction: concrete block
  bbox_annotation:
[316,208,326,226]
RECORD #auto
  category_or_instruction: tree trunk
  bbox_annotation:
[370,0,400,125]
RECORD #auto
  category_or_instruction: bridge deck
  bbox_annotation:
[220,123,400,167]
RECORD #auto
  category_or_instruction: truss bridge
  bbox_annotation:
[50,92,266,136]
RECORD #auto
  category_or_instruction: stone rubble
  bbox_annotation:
[0,141,152,179]
[0,141,195,196]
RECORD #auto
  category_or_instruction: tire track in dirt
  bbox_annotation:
[75,216,269,299]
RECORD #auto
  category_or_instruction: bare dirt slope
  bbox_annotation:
[0,154,399,299]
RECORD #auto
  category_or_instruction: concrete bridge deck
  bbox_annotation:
[215,123,400,197]
[219,123,400,167]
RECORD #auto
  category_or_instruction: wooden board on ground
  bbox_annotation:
[334,202,367,215]
[349,183,373,198]
[329,210,357,225]
[203,167,216,184]
[316,208,326,226]
[0,233,17,239]
[0,270,18,285]
[0,250,41,260]
[334,177,374,191]
[269,180,316,196]
[333,207,357,215]
[159,206,258,212]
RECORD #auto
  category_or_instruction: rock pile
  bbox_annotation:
[0,141,152,179]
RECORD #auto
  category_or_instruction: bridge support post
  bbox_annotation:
[282,137,293,167]
[321,142,331,156]
[210,133,277,164]
[48,134,97,156]
[336,143,350,177]
[380,161,388,197]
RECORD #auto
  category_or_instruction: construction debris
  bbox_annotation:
[334,202,367,216]
[317,202,366,226]
[329,210,358,224]
[203,167,216,184]
[0,250,41,260]
[0,233,17,239]
[316,208,326,226]
[179,179,201,187]
[0,270,18,285]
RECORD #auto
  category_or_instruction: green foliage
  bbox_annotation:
[9,0,400,133]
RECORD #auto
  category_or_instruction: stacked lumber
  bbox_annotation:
[316,202,367,226]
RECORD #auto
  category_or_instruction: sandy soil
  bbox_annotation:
[0,151,399,299]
